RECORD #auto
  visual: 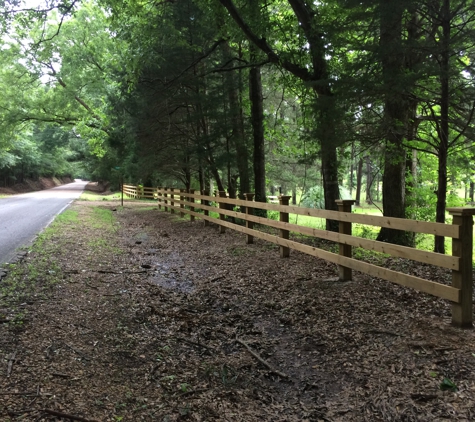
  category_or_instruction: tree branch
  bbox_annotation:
[219,0,312,81]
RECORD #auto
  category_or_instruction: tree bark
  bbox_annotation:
[376,0,410,246]
[355,157,363,206]
[248,0,266,204]
[349,141,355,196]
[434,0,450,254]
[365,155,372,204]
[222,42,250,198]
[249,51,266,203]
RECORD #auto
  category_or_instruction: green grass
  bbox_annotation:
[55,209,79,224]
[33,209,79,249]
[80,191,122,201]
[0,210,82,325]
[88,207,120,234]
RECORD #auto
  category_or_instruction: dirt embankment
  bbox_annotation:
[0,177,74,195]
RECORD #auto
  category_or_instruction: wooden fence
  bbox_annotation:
[122,184,475,327]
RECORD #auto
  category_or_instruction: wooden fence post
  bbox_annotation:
[164,187,168,212]
[170,189,175,213]
[202,190,209,226]
[279,195,291,258]
[245,193,255,244]
[189,189,195,222]
[448,207,475,328]
[336,199,356,281]
[218,191,227,234]
[157,187,162,209]
[180,189,185,217]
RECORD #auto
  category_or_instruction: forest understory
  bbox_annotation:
[1,194,475,421]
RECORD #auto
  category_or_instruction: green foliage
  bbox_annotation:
[1,0,474,224]
[301,186,325,209]
[406,184,438,222]
[266,210,280,221]
[440,377,458,392]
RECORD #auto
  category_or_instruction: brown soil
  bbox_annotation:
[1,198,475,421]
[0,177,73,195]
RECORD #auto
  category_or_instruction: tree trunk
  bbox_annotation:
[404,149,418,246]
[248,2,266,204]
[375,174,380,202]
[349,141,355,196]
[376,0,410,246]
[355,157,363,206]
[378,144,408,245]
[365,155,372,204]
[435,148,448,252]
[321,141,340,231]
[434,0,450,254]
[315,92,340,231]
[250,62,266,202]
[198,165,205,193]
[222,42,250,198]
[207,153,225,194]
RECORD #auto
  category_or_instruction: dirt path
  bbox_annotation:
[1,200,474,421]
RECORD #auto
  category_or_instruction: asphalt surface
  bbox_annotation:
[0,180,89,266]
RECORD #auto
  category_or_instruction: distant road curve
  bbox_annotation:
[0,180,89,266]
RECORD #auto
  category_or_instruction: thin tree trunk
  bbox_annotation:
[349,141,355,196]
[250,62,266,202]
[375,174,380,202]
[355,158,363,206]
[434,0,450,254]
[222,42,250,198]
[365,155,372,204]
[249,1,266,204]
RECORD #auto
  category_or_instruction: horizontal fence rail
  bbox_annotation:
[122,184,475,327]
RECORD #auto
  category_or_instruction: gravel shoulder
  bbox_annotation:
[1,199,475,421]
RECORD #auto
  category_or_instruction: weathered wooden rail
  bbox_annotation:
[122,184,475,327]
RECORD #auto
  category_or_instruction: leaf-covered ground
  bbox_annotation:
[1,197,475,421]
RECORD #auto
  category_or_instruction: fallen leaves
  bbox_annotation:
[1,199,475,421]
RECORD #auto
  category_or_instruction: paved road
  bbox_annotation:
[0,180,89,265]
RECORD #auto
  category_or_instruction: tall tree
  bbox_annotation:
[376,1,414,245]
[219,0,343,230]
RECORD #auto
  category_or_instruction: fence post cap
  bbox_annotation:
[335,199,356,205]
[447,207,475,216]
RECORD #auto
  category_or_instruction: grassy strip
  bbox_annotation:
[0,206,118,326]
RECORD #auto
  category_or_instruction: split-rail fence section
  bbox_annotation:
[122,184,475,328]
